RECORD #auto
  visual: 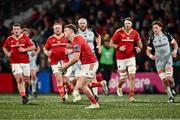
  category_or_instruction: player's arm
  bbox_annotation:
[135,40,143,53]
[18,45,36,52]
[91,27,102,54]
[18,36,36,52]
[61,52,80,70]
[95,34,102,54]
[43,47,51,57]
[3,47,11,57]
[109,39,118,49]
[171,38,178,58]
[35,44,40,54]
[146,46,155,60]
[109,39,126,52]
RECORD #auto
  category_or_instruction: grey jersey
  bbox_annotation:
[148,33,173,60]
[77,28,98,52]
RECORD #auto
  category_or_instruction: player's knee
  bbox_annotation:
[163,78,169,86]
[119,71,128,80]
[129,74,135,81]
[77,85,83,91]
[128,66,136,74]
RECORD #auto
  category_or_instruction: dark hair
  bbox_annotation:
[64,24,77,34]
[151,20,163,28]
[12,23,21,28]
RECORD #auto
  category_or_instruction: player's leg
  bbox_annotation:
[72,69,82,102]
[89,80,108,95]
[127,57,137,102]
[52,64,66,101]
[91,75,98,98]
[157,57,174,102]
[116,59,127,97]
[78,62,99,109]
[12,64,28,104]
[22,64,31,99]
[165,62,175,102]
[30,69,38,98]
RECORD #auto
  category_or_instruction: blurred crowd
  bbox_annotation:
[0,0,180,73]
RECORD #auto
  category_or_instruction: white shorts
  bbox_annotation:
[29,60,37,70]
[117,57,136,74]
[158,67,173,80]
[11,63,30,76]
[51,62,72,77]
[81,61,98,78]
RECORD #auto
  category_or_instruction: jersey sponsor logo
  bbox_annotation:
[121,39,134,42]
[11,44,25,47]
[74,44,80,51]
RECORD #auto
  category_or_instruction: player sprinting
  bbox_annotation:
[110,17,142,102]
[3,23,36,104]
[146,20,178,102]
[61,24,100,109]
[22,28,40,98]
[43,22,75,102]
[77,18,108,99]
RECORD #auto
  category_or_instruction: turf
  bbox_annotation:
[0,94,180,119]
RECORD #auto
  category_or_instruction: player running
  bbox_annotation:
[110,17,142,102]
[3,23,36,104]
[43,22,75,102]
[61,24,101,109]
[22,28,40,98]
[77,18,108,99]
[146,20,178,102]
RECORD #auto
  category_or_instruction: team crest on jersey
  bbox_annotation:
[20,38,25,43]
[74,44,80,51]
[131,33,135,37]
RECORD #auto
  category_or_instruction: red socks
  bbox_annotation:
[58,86,65,97]
[92,82,102,87]
[88,96,97,104]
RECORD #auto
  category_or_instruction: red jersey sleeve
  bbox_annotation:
[44,38,51,50]
[111,31,119,43]
[72,36,82,53]
[3,38,10,49]
[134,31,141,42]
[25,36,34,46]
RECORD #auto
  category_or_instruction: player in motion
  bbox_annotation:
[146,20,178,102]
[61,24,100,109]
[22,28,40,98]
[77,18,107,99]
[44,23,75,102]
[110,17,142,102]
[3,23,35,104]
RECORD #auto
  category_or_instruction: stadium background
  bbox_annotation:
[0,0,180,94]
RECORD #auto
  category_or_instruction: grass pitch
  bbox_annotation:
[0,94,180,119]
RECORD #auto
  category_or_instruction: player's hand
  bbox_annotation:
[45,50,52,57]
[149,55,155,60]
[6,52,11,57]
[60,63,69,70]
[118,45,126,52]
[97,46,102,54]
[18,47,26,52]
[135,47,141,53]
[65,49,71,55]
[172,50,177,58]
[66,43,72,48]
